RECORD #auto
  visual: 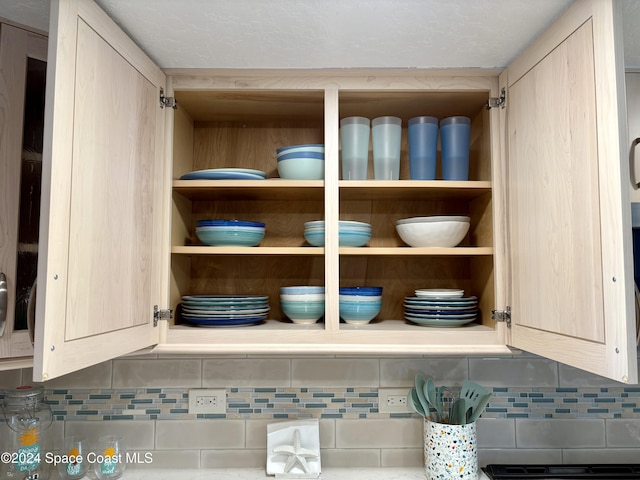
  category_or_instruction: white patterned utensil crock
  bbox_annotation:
[423,419,477,480]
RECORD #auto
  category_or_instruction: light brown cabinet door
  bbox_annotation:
[0,23,47,365]
[505,0,637,383]
[34,0,166,381]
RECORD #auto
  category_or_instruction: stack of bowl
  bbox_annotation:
[276,144,325,180]
[196,219,265,247]
[304,220,372,247]
[395,215,470,247]
[339,286,383,325]
[280,286,325,324]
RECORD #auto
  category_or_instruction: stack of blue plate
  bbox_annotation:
[179,168,267,180]
[196,219,266,246]
[403,293,478,327]
[180,294,269,327]
[304,220,372,247]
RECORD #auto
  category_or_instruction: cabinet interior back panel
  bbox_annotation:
[508,20,604,342]
[65,20,156,339]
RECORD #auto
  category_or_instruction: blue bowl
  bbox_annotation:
[304,231,325,246]
[276,144,325,155]
[277,151,325,162]
[280,300,325,324]
[339,230,371,247]
[196,219,265,228]
[280,286,325,294]
[339,286,383,296]
[339,300,382,324]
[196,227,265,246]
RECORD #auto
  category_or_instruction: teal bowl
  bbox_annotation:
[277,157,324,180]
[280,300,325,324]
[339,300,382,324]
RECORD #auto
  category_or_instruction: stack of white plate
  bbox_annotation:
[403,289,478,327]
[180,294,269,327]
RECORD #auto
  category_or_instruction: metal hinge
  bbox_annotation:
[487,87,506,110]
[492,306,511,328]
[159,88,177,109]
[153,305,173,326]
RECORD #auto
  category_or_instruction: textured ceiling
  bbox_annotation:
[0,0,638,69]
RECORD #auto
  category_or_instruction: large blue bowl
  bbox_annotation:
[339,286,383,296]
[196,219,265,228]
[196,227,265,246]
[280,286,325,295]
[277,151,325,162]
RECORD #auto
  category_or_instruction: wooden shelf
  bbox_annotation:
[172,246,324,255]
[339,246,493,256]
[173,179,324,201]
[339,180,492,201]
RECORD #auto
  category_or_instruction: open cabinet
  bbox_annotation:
[0,20,47,368]
[20,0,638,383]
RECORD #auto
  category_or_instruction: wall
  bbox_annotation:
[2,350,640,470]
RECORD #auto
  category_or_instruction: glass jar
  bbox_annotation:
[1,385,53,480]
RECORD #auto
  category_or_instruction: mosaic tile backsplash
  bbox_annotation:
[36,386,640,421]
[2,351,640,468]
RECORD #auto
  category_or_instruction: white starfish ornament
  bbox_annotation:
[272,428,319,474]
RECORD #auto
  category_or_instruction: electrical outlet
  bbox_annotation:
[378,388,412,413]
[188,389,226,414]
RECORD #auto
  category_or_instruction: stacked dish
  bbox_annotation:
[276,144,325,180]
[196,219,265,247]
[180,294,269,327]
[339,286,383,325]
[304,220,372,247]
[403,289,478,327]
[180,168,267,180]
[280,286,325,324]
[396,216,470,247]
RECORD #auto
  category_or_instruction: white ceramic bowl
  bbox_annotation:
[280,293,325,302]
[396,217,470,247]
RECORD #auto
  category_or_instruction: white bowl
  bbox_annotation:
[396,219,470,247]
[396,216,470,225]
[280,293,325,302]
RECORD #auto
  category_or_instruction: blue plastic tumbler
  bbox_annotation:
[408,116,438,180]
[440,116,471,180]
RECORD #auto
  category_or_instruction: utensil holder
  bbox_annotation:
[423,419,477,480]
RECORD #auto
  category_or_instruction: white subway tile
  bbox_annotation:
[563,448,640,463]
[476,418,516,447]
[203,358,290,387]
[292,358,379,387]
[469,357,558,387]
[515,419,605,448]
[380,357,468,387]
[320,448,381,467]
[112,359,201,388]
[605,419,640,447]
[64,420,155,450]
[201,449,265,468]
[335,418,421,449]
[380,448,422,467]
[155,420,244,449]
[478,448,562,466]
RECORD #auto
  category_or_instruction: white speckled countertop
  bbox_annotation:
[49,468,490,479]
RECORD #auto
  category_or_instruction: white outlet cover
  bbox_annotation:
[378,387,412,413]
[188,389,226,414]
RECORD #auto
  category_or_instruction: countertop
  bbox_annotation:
[48,467,491,479]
